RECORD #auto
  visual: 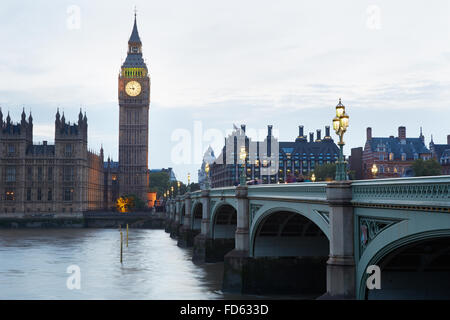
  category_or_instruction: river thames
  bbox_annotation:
[0,228,314,300]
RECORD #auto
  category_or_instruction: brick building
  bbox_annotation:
[361,126,432,179]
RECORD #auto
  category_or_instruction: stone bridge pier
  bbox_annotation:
[178,193,198,247]
[164,199,176,234]
[170,196,183,239]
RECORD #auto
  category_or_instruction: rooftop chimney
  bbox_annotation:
[309,132,314,143]
[367,127,372,141]
[448,134,450,145]
[299,125,304,137]
[43,141,47,146]
[398,126,406,141]
[316,129,322,141]
[325,126,330,138]
[241,124,246,133]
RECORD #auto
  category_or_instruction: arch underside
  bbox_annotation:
[248,209,330,295]
[212,204,237,239]
[253,210,329,257]
[356,207,450,299]
[192,202,202,230]
[367,236,450,299]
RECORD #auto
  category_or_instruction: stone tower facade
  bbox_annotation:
[118,14,150,203]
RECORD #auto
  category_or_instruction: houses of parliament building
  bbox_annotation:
[0,14,151,214]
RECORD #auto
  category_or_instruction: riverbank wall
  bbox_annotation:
[0,212,166,229]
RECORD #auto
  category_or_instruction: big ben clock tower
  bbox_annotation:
[118,13,150,204]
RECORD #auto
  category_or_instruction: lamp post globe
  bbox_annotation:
[333,98,349,181]
[239,146,247,186]
[204,162,210,189]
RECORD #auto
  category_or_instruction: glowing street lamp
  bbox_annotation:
[177,181,181,195]
[311,173,316,182]
[371,163,378,178]
[333,98,350,181]
[171,186,174,198]
[204,162,210,189]
[187,172,191,192]
[239,146,247,186]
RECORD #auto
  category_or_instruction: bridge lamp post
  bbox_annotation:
[332,98,349,181]
[371,163,378,179]
[177,181,181,195]
[171,186,174,199]
[187,173,191,192]
[239,146,247,186]
[204,162,210,189]
[311,173,316,182]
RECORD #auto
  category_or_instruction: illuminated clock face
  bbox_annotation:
[125,81,141,97]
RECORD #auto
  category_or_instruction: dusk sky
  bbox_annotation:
[1,0,449,183]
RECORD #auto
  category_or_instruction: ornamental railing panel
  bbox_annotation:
[247,182,328,202]
[351,176,450,209]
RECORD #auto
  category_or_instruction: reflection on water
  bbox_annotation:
[0,229,313,300]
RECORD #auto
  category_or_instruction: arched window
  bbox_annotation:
[389,152,394,161]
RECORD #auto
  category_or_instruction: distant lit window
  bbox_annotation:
[5,190,15,201]
[389,153,394,161]
[401,153,406,161]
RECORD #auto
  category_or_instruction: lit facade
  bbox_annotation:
[210,124,340,187]
[362,126,432,179]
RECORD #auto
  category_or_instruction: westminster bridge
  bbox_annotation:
[164,176,450,299]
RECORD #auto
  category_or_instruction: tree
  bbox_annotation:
[313,163,336,181]
[412,159,442,177]
[116,194,146,212]
[149,171,171,197]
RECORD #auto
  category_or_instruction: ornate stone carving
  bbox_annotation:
[314,210,330,224]
[359,216,401,255]
[249,204,263,225]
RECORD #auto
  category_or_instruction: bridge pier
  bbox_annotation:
[320,181,355,300]
[193,190,227,262]
[170,197,182,239]
[164,200,176,234]
[178,193,198,247]
[223,186,250,291]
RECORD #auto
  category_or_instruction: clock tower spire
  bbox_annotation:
[118,12,150,205]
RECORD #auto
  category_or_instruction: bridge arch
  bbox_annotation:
[211,203,237,239]
[251,208,330,258]
[250,206,330,257]
[191,201,202,231]
[358,227,450,299]
[245,207,330,295]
